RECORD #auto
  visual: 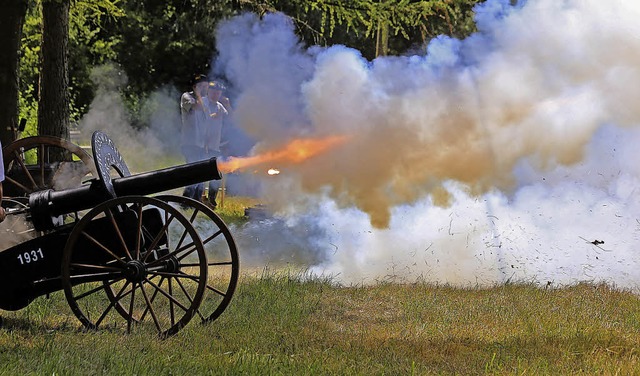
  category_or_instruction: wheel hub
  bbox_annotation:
[124,260,147,283]
[165,256,180,273]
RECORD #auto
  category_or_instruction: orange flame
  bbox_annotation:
[219,134,350,173]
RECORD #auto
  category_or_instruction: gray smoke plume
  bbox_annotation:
[78,63,183,173]
[214,0,640,288]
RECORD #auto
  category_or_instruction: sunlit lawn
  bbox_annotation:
[1,274,640,375]
[1,197,640,375]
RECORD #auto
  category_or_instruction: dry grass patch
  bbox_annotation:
[2,271,640,374]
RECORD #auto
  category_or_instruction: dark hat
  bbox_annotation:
[191,74,209,86]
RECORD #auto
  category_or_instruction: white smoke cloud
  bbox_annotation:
[78,63,183,173]
[215,0,640,288]
[214,13,317,142]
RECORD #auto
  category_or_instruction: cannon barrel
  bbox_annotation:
[28,158,222,230]
[112,157,221,196]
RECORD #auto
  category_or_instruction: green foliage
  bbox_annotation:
[239,0,480,58]
[18,3,42,137]
[109,1,237,94]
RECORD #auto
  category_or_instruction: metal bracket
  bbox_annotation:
[91,131,131,198]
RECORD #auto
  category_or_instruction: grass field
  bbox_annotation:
[1,197,640,375]
[1,275,640,375]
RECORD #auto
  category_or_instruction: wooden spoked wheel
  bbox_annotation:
[61,196,208,337]
[2,136,97,197]
[155,195,239,324]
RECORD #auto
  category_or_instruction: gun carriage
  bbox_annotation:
[0,131,239,337]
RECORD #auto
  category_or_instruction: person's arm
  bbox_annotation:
[220,96,232,113]
[181,92,197,112]
[209,101,228,119]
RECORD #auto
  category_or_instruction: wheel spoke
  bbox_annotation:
[142,214,176,262]
[80,231,128,267]
[139,277,165,322]
[127,281,136,333]
[105,209,133,261]
[73,277,124,301]
[68,271,124,285]
[146,241,198,267]
[39,144,45,187]
[174,209,199,252]
[169,278,176,326]
[138,281,162,332]
[143,277,191,312]
[174,275,206,322]
[205,284,228,298]
[201,229,223,245]
[148,270,201,282]
[4,176,33,195]
[173,241,199,259]
[148,213,175,251]
[12,150,38,191]
[70,263,122,273]
[135,203,143,260]
[95,281,131,328]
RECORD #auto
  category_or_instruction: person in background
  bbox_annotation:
[180,73,210,201]
[210,80,233,116]
[201,80,231,209]
[0,140,6,223]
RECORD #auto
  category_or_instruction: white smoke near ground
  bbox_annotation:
[214,0,640,288]
[0,200,38,250]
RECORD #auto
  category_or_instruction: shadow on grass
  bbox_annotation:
[0,315,79,334]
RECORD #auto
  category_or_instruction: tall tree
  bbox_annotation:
[112,1,236,95]
[38,0,70,139]
[239,0,480,59]
[0,0,29,145]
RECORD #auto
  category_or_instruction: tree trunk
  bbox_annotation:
[0,0,28,146]
[375,21,389,57]
[38,0,70,140]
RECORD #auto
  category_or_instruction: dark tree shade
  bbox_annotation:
[111,0,236,96]
[0,0,28,145]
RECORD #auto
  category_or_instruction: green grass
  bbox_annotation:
[150,192,259,226]
[2,197,640,374]
[1,274,640,375]
[214,195,260,226]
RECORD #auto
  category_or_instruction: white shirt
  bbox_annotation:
[202,100,228,155]
[180,91,208,149]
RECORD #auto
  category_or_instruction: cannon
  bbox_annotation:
[0,131,239,337]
